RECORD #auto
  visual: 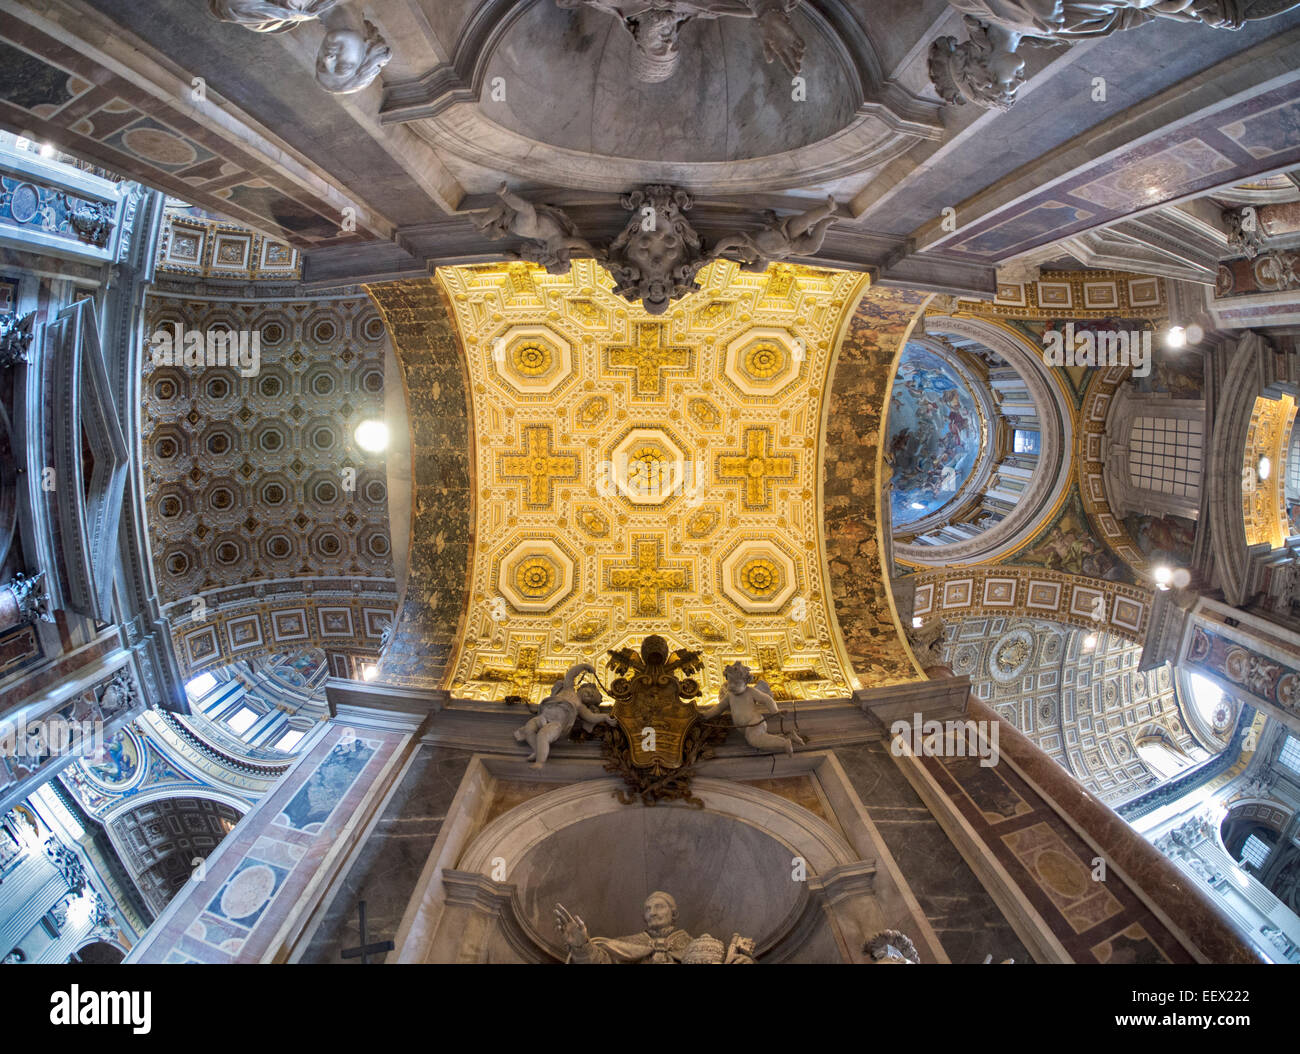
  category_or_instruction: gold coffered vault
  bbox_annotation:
[439,258,870,703]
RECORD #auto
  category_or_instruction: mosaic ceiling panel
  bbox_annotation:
[440,259,868,703]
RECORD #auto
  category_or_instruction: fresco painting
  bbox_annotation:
[1124,513,1196,567]
[886,343,982,527]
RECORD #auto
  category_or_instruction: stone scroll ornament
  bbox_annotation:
[208,0,392,94]
[555,0,806,82]
[929,0,1300,110]
[473,183,839,313]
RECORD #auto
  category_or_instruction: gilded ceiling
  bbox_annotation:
[437,259,879,703]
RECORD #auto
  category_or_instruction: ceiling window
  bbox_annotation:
[225,707,258,736]
[184,672,218,702]
[275,729,305,753]
[1128,416,1203,499]
[1280,735,1300,775]
[1240,833,1271,870]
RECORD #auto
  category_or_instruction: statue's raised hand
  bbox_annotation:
[553,903,589,949]
[758,10,804,75]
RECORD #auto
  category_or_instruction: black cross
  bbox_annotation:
[340,900,394,964]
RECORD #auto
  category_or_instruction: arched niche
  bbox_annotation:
[412,769,930,964]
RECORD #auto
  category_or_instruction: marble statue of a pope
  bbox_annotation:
[554,892,755,963]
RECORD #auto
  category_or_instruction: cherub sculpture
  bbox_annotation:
[555,1,806,82]
[711,195,838,273]
[928,17,1028,111]
[931,1,1300,109]
[700,660,805,755]
[208,0,391,95]
[471,184,598,275]
[605,185,707,315]
[513,661,614,767]
[314,4,392,94]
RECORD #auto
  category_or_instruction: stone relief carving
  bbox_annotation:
[930,1,1300,109]
[57,194,114,248]
[44,839,87,894]
[556,0,806,82]
[0,311,35,367]
[100,669,140,718]
[606,185,708,315]
[554,891,757,962]
[513,661,614,767]
[208,0,391,94]
[1223,206,1267,260]
[474,183,840,313]
[928,17,1028,111]
[6,571,54,624]
[1256,249,1300,290]
[699,660,805,754]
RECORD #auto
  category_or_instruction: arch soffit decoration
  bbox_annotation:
[821,282,931,687]
[98,784,252,825]
[892,314,1074,568]
[1209,332,1299,606]
[383,0,944,197]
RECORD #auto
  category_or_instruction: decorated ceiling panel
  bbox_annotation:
[141,294,397,674]
[438,259,887,703]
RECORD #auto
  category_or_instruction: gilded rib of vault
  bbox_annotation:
[436,259,884,703]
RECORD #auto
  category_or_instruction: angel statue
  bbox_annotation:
[931,0,1300,108]
[513,661,614,767]
[471,184,598,275]
[711,195,838,273]
[700,660,806,755]
[556,1,806,82]
[554,891,757,963]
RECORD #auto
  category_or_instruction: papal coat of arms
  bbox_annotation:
[600,634,725,806]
